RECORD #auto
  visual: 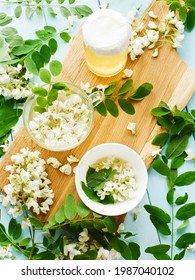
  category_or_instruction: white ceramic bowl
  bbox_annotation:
[75,143,148,216]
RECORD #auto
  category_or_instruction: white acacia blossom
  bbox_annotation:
[29,93,91,150]
[63,228,120,260]
[185,149,195,161]
[92,157,138,203]
[0,245,14,260]
[0,64,32,100]
[0,148,54,218]
[127,122,136,135]
[128,9,185,60]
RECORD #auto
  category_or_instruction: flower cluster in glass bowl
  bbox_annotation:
[29,92,91,150]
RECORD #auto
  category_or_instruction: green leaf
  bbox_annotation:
[64,194,77,220]
[130,82,153,100]
[71,5,93,18]
[60,32,71,42]
[69,0,76,4]
[36,30,51,41]
[151,107,170,117]
[118,98,135,115]
[54,206,66,224]
[175,171,195,186]
[152,132,169,147]
[47,88,58,105]
[12,45,34,56]
[86,167,116,190]
[29,216,43,228]
[174,249,186,260]
[177,220,189,230]
[179,6,187,22]
[0,116,20,137]
[34,106,46,113]
[32,87,48,97]
[44,25,56,34]
[104,81,118,96]
[47,7,57,16]
[25,57,39,75]
[40,44,51,64]
[150,215,171,235]
[175,233,195,249]
[176,203,195,220]
[95,102,107,116]
[81,181,100,202]
[103,216,118,233]
[153,253,171,260]
[171,152,186,169]
[118,80,133,95]
[166,135,189,159]
[105,98,119,117]
[0,16,12,26]
[128,242,140,260]
[19,238,31,247]
[77,201,90,218]
[2,27,17,37]
[52,82,69,90]
[48,38,58,54]
[49,60,62,76]
[39,68,51,84]
[60,6,71,18]
[35,6,43,17]
[15,5,22,18]
[175,193,188,205]
[151,157,170,176]
[166,169,177,188]
[145,244,170,254]
[0,13,6,20]
[166,188,176,205]
[32,51,44,71]
[32,251,55,260]
[186,9,195,30]
[0,38,4,48]
[8,218,16,235]
[37,96,47,108]
[25,7,34,19]
[144,204,171,223]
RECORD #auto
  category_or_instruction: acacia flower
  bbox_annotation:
[185,149,195,161]
[0,147,54,218]
[47,157,62,168]
[67,155,79,164]
[80,81,92,93]
[0,245,14,260]
[148,21,158,29]
[148,11,158,19]
[152,48,159,57]
[123,68,133,78]
[59,163,72,175]
[151,148,162,157]
[127,122,136,135]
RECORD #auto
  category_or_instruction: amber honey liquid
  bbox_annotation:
[84,45,128,77]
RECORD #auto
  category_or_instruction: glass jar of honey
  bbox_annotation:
[82,9,131,77]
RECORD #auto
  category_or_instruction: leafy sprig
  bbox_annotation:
[144,101,195,260]
[0,194,140,260]
[95,79,153,117]
[166,0,195,30]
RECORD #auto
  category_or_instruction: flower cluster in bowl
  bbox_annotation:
[82,156,138,204]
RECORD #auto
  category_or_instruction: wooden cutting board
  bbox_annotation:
[1,0,195,221]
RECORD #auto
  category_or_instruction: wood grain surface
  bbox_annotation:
[1,0,195,221]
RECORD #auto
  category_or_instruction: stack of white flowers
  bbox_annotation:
[0,64,32,100]
[93,157,138,202]
[128,9,185,60]
[63,228,120,260]
[0,147,54,218]
[29,93,91,149]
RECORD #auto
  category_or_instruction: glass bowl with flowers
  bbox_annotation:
[23,81,104,151]
[75,143,148,216]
